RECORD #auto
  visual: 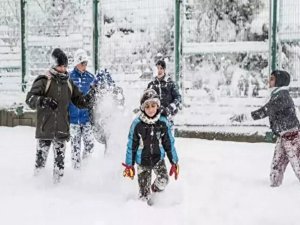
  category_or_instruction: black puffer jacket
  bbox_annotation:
[147,75,181,116]
[251,87,300,135]
[26,69,94,140]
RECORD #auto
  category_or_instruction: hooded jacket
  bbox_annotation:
[26,68,94,140]
[251,87,300,135]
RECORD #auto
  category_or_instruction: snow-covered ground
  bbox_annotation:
[1,126,300,225]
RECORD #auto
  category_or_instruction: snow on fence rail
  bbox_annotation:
[182,41,269,55]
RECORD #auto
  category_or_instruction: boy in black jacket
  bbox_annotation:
[147,60,182,122]
[231,70,300,187]
[122,89,179,202]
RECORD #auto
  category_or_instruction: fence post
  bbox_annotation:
[93,0,99,74]
[20,0,27,92]
[271,0,278,71]
[175,0,181,88]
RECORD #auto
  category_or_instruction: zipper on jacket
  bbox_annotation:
[150,125,154,166]
[158,81,162,99]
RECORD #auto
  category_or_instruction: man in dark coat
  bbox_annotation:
[26,48,96,183]
[147,60,182,123]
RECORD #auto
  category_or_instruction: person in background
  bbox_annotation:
[231,70,300,187]
[147,60,182,125]
[91,68,125,150]
[26,48,98,183]
[122,89,179,204]
[69,49,95,169]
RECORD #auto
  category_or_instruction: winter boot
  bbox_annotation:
[139,193,151,202]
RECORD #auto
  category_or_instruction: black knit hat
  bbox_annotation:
[51,48,68,67]
[140,89,161,111]
[155,60,166,69]
[271,70,290,87]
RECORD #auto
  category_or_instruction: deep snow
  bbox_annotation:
[1,126,300,225]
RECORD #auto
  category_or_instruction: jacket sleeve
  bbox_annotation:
[161,117,179,164]
[168,82,182,115]
[25,77,47,110]
[251,104,268,120]
[251,92,290,120]
[147,81,152,89]
[70,80,95,109]
[171,82,181,106]
[125,119,140,166]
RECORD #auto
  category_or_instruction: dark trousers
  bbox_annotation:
[35,139,66,183]
[137,160,169,198]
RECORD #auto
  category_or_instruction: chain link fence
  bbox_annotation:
[26,0,93,87]
[278,0,300,98]
[179,0,270,126]
[0,0,21,92]
[0,0,299,125]
[99,0,174,78]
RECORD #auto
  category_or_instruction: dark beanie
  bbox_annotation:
[51,48,68,67]
[155,60,166,69]
[271,70,290,87]
[140,89,161,111]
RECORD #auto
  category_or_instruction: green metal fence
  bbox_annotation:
[0,0,299,102]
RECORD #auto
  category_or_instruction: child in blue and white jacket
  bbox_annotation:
[122,89,179,201]
[69,49,95,169]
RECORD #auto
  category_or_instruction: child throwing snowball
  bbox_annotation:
[231,70,300,187]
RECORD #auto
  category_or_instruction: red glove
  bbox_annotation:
[169,164,179,180]
[122,163,135,179]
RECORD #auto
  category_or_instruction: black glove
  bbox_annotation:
[230,113,247,123]
[84,87,97,106]
[169,103,178,115]
[40,97,58,110]
[133,108,140,114]
[160,106,171,117]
